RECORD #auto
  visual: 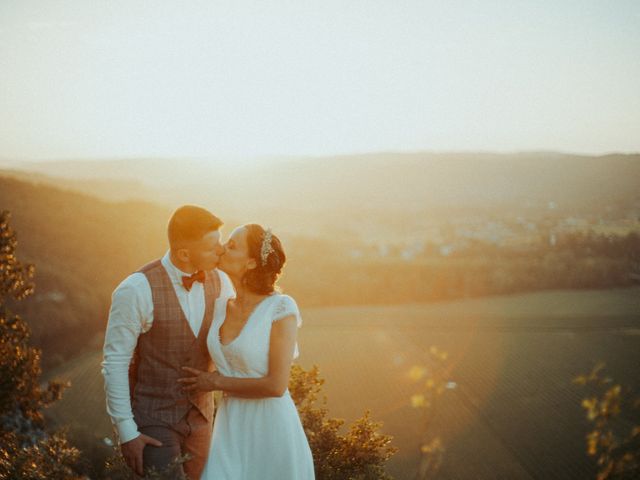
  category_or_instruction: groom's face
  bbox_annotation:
[185,230,224,271]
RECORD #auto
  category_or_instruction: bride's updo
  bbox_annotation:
[243,224,286,294]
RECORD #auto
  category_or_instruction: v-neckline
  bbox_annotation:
[217,294,276,347]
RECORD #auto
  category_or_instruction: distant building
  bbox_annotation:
[401,250,414,261]
[440,245,454,256]
[349,249,364,259]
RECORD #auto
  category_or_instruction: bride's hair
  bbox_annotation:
[243,224,286,294]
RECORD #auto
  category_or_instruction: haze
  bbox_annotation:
[1,0,639,161]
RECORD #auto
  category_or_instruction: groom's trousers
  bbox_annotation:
[134,406,212,480]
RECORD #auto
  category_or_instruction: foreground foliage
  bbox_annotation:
[573,361,640,479]
[0,210,82,479]
[289,364,398,479]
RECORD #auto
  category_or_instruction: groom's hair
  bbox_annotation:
[167,205,223,248]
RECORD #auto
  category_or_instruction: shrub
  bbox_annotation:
[573,361,640,479]
[0,210,82,479]
[289,363,398,479]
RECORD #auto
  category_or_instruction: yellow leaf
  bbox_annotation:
[572,375,587,385]
[411,394,426,408]
[408,366,427,382]
[586,432,598,456]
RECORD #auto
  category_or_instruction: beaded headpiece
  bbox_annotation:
[260,228,275,266]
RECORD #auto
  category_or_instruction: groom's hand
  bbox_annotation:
[178,366,219,393]
[121,433,163,476]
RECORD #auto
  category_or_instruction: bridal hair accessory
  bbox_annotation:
[260,228,275,266]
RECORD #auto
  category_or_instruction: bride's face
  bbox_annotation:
[219,226,257,279]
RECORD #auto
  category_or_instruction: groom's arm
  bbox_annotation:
[101,273,151,444]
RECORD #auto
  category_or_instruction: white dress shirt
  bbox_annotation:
[101,251,235,443]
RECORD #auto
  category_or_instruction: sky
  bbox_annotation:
[1,0,639,161]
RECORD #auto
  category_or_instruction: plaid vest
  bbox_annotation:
[128,259,220,426]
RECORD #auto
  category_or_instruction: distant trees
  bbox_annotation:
[0,210,82,479]
[4,168,639,370]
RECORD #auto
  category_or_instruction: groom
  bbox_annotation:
[102,205,233,479]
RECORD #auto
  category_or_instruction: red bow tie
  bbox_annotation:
[182,270,206,291]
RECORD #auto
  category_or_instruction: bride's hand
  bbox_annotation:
[178,366,220,393]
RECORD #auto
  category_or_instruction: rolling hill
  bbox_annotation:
[0,175,172,366]
[2,166,638,368]
[6,152,640,233]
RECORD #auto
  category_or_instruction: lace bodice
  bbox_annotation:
[208,294,302,378]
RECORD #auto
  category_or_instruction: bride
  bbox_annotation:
[178,223,315,479]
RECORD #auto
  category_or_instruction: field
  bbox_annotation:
[44,287,640,479]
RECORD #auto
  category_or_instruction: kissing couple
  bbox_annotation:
[102,205,315,479]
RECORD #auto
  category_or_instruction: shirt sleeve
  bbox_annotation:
[100,273,151,444]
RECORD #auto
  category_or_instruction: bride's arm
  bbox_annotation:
[179,315,298,398]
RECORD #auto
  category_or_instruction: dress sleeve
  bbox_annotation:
[271,295,302,360]
[271,294,302,328]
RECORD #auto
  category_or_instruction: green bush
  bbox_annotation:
[289,364,398,479]
[573,361,640,479]
[0,210,82,479]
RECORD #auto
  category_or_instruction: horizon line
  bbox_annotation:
[2,148,640,164]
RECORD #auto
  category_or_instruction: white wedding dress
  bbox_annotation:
[200,293,315,479]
